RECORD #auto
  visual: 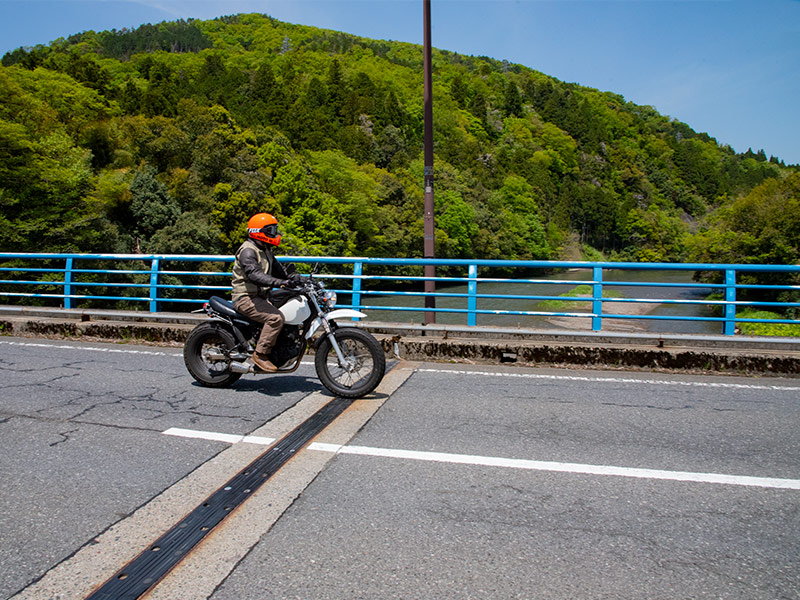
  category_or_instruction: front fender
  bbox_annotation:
[305,309,368,339]
[326,308,367,321]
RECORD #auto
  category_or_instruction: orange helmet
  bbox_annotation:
[247,213,281,246]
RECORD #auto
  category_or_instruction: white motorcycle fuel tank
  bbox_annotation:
[279,296,312,325]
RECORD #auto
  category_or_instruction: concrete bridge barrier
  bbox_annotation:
[1,306,798,376]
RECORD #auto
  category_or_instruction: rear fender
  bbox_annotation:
[209,316,250,346]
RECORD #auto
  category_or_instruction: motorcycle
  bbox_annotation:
[183,273,386,399]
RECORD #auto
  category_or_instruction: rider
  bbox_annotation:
[231,213,299,372]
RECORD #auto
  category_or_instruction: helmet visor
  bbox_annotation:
[261,224,279,237]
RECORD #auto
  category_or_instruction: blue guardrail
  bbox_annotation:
[1,253,799,335]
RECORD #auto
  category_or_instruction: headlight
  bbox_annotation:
[321,289,337,309]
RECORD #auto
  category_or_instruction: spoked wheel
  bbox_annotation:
[315,328,385,399]
[183,323,242,387]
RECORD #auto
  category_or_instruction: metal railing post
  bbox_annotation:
[351,261,363,316]
[64,257,74,309]
[149,258,160,312]
[467,263,478,326]
[592,266,603,331]
[724,269,736,335]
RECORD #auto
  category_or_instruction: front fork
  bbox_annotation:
[319,319,353,371]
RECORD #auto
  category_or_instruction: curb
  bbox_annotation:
[388,336,800,375]
[1,310,799,377]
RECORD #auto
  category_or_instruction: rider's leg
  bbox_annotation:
[233,295,285,371]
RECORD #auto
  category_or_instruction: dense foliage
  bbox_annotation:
[2,13,798,271]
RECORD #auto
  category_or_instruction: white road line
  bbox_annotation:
[417,368,800,391]
[4,339,795,391]
[308,443,800,490]
[242,435,278,445]
[0,341,318,368]
[162,428,800,490]
[0,340,324,365]
[163,427,246,444]
[0,340,183,356]
[163,427,277,446]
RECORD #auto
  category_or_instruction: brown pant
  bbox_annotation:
[234,295,285,356]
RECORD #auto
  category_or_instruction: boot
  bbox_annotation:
[251,352,278,373]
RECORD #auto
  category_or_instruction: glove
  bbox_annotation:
[280,275,306,289]
[288,273,311,288]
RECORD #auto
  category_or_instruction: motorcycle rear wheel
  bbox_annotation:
[183,323,242,387]
[315,328,385,398]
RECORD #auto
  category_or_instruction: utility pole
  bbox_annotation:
[423,0,436,324]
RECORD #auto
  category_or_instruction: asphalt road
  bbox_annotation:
[1,336,799,599]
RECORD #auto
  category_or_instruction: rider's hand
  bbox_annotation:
[288,273,309,288]
[280,276,304,289]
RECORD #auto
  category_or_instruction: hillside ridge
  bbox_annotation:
[1,12,797,278]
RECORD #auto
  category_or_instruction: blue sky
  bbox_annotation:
[2,0,798,165]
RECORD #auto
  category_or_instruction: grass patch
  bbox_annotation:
[736,309,800,337]
[538,284,623,311]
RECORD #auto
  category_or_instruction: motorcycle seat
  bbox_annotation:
[209,296,255,325]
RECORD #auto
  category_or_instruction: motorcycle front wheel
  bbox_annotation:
[315,328,385,399]
[183,323,242,387]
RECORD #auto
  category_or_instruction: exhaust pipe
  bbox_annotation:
[229,361,254,374]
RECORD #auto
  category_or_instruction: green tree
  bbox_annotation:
[282,190,355,256]
[622,201,688,261]
[190,106,260,185]
[129,166,180,240]
[689,173,800,265]
[450,74,469,108]
[503,80,524,117]
[0,123,104,251]
[487,175,550,260]
[210,182,278,253]
[141,60,179,117]
[150,211,222,254]
[436,190,478,257]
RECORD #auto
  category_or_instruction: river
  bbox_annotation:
[345,269,720,335]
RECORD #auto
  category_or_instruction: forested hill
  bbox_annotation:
[2,13,798,266]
